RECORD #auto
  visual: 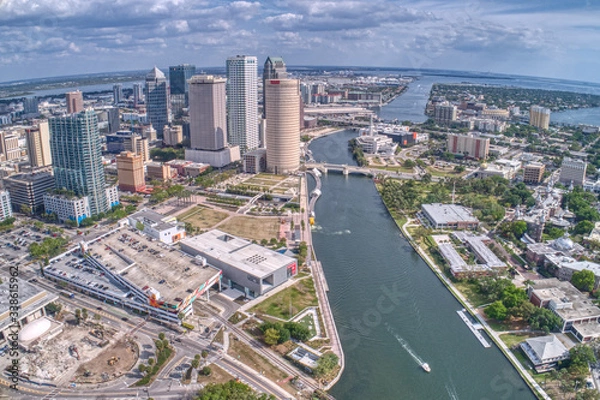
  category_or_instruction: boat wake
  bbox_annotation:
[385,323,425,367]
[445,379,459,400]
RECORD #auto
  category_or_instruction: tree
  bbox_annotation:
[484,301,508,320]
[191,358,200,370]
[138,363,147,375]
[20,204,32,215]
[574,220,595,236]
[403,159,416,169]
[75,309,82,324]
[511,221,528,238]
[263,328,280,346]
[197,381,275,400]
[314,353,339,377]
[155,339,164,351]
[201,366,211,376]
[572,270,596,292]
[528,307,561,334]
[158,332,166,341]
[148,357,155,366]
[201,350,208,359]
[81,308,88,321]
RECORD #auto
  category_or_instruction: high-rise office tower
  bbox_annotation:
[226,55,258,154]
[23,97,39,116]
[145,67,170,137]
[264,79,300,174]
[0,132,20,161]
[4,171,54,214]
[116,151,145,193]
[107,107,120,134]
[26,121,52,168]
[263,56,287,118]
[169,64,196,96]
[113,83,123,105]
[133,83,143,106]
[65,90,84,114]
[189,75,227,151]
[529,105,551,130]
[49,110,109,215]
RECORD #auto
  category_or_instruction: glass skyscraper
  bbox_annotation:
[226,55,259,155]
[169,64,196,96]
[145,66,170,137]
[49,109,109,216]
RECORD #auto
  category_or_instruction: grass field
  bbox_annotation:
[255,173,288,181]
[251,278,318,320]
[178,206,229,230]
[218,216,281,241]
[297,313,318,338]
[453,280,490,307]
[499,332,541,348]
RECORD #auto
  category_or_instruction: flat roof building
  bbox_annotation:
[127,209,186,244]
[528,278,600,342]
[559,158,587,186]
[447,133,489,160]
[45,227,222,324]
[530,105,551,130]
[180,229,297,298]
[523,162,545,184]
[0,278,58,346]
[420,203,480,230]
[116,151,145,193]
[3,171,54,214]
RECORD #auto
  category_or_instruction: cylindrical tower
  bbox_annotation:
[265,79,300,174]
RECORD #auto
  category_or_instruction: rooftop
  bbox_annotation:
[421,203,479,225]
[522,335,569,364]
[0,278,58,332]
[531,278,600,322]
[181,229,296,278]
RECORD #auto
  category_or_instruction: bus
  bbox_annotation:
[59,291,75,299]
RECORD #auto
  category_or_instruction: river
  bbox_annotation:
[309,130,534,399]
[377,72,600,126]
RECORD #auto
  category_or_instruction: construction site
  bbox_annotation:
[12,312,139,386]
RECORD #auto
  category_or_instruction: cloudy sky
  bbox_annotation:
[1,0,599,83]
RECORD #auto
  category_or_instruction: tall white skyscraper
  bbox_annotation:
[226,55,258,154]
[189,75,227,151]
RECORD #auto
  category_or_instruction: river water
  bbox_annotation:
[377,73,600,126]
[309,130,534,399]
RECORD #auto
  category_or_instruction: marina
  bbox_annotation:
[456,309,492,348]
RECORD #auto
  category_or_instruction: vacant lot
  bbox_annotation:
[178,206,229,230]
[251,277,318,320]
[74,339,139,383]
[218,216,281,241]
[197,364,234,385]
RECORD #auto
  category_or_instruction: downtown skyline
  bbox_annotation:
[0,0,599,83]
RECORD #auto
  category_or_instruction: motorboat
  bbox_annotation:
[421,363,431,373]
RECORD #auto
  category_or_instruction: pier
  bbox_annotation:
[457,309,492,348]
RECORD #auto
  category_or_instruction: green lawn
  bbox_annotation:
[453,280,490,307]
[297,313,318,338]
[251,278,318,320]
[500,332,542,348]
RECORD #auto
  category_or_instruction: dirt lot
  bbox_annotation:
[197,364,234,385]
[178,206,229,230]
[74,338,139,383]
[217,216,281,241]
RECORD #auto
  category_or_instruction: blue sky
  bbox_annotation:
[1,0,599,82]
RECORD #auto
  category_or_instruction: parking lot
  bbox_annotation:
[0,223,71,265]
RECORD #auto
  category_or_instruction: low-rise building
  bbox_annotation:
[523,162,545,184]
[146,162,174,182]
[520,335,569,373]
[243,148,267,174]
[180,229,297,298]
[184,162,210,178]
[528,278,600,342]
[0,278,59,347]
[127,209,186,244]
[420,203,480,230]
[43,192,91,225]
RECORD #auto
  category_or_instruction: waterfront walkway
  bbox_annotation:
[301,173,345,390]
[400,219,551,400]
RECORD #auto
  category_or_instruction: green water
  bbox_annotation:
[309,130,534,400]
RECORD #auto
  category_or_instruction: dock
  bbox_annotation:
[457,309,492,348]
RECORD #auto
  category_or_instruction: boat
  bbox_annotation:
[421,363,431,373]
